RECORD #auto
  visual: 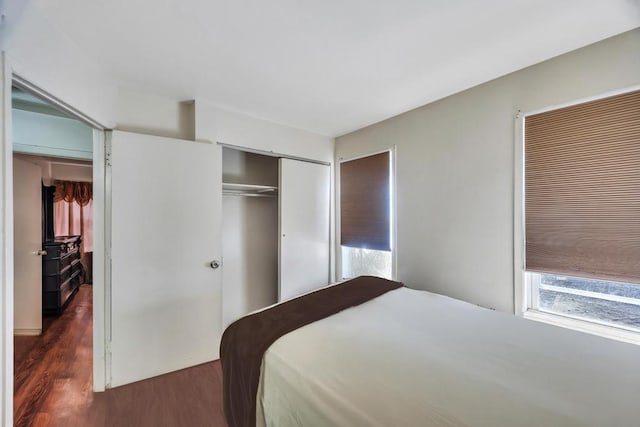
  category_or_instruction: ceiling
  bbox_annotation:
[8,1,640,136]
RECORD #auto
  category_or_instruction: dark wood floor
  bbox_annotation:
[14,285,227,427]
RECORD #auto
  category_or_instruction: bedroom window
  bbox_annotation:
[518,88,640,342]
[340,150,394,280]
[528,273,640,331]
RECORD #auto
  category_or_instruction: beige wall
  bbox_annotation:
[48,163,92,183]
[13,154,92,184]
[335,29,640,313]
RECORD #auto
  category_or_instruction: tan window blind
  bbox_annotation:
[525,89,640,283]
[340,151,390,251]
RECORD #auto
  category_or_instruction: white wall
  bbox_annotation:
[335,28,640,313]
[196,102,334,162]
[112,88,195,140]
[13,109,93,160]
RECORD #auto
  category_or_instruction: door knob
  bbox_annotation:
[210,260,221,269]
[36,249,48,256]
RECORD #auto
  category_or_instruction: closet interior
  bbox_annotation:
[222,148,279,328]
[221,146,332,328]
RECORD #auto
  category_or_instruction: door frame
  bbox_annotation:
[1,54,109,426]
[1,51,14,427]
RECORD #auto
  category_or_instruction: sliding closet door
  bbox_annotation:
[279,159,330,301]
[109,130,222,387]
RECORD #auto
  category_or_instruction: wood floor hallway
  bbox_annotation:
[14,285,227,427]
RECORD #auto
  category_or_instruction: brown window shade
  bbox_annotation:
[340,151,390,251]
[525,89,640,283]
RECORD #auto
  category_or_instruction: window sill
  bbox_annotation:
[522,309,640,346]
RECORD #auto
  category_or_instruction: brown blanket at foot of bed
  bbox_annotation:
[220,275,403,427]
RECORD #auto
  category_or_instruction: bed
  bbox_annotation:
[220,276,640,427]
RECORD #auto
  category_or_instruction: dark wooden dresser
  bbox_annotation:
[42,235,82,314]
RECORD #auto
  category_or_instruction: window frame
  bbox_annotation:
[337,147,397,281]
[514,85,640,345]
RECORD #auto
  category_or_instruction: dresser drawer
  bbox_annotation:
[43,274,63,292]
[43,258,63,276]
[59,279,74,307]
[42,290,61,311]
[42,235,82,314]
[43,244,64,258]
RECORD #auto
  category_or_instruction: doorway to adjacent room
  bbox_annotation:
[11,85,97,426]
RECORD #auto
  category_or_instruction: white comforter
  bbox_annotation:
[256,287,640,426]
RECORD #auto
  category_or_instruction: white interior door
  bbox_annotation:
[109,130,222,387]
[12,157,42,334]
[279,159,330,301]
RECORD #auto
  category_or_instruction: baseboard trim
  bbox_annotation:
[14,328,42,336]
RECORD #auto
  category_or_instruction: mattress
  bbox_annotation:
[256,287,640,427]
[221,276,401,426]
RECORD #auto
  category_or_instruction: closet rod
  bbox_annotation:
[222,183,278,198]
[217,142,330,166]
[222,192,276,198]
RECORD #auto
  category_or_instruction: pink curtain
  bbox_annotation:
[54,199,93,252]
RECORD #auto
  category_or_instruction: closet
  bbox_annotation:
[222,147,330,328]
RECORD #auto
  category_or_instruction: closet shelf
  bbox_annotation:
[222,182,278,197]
